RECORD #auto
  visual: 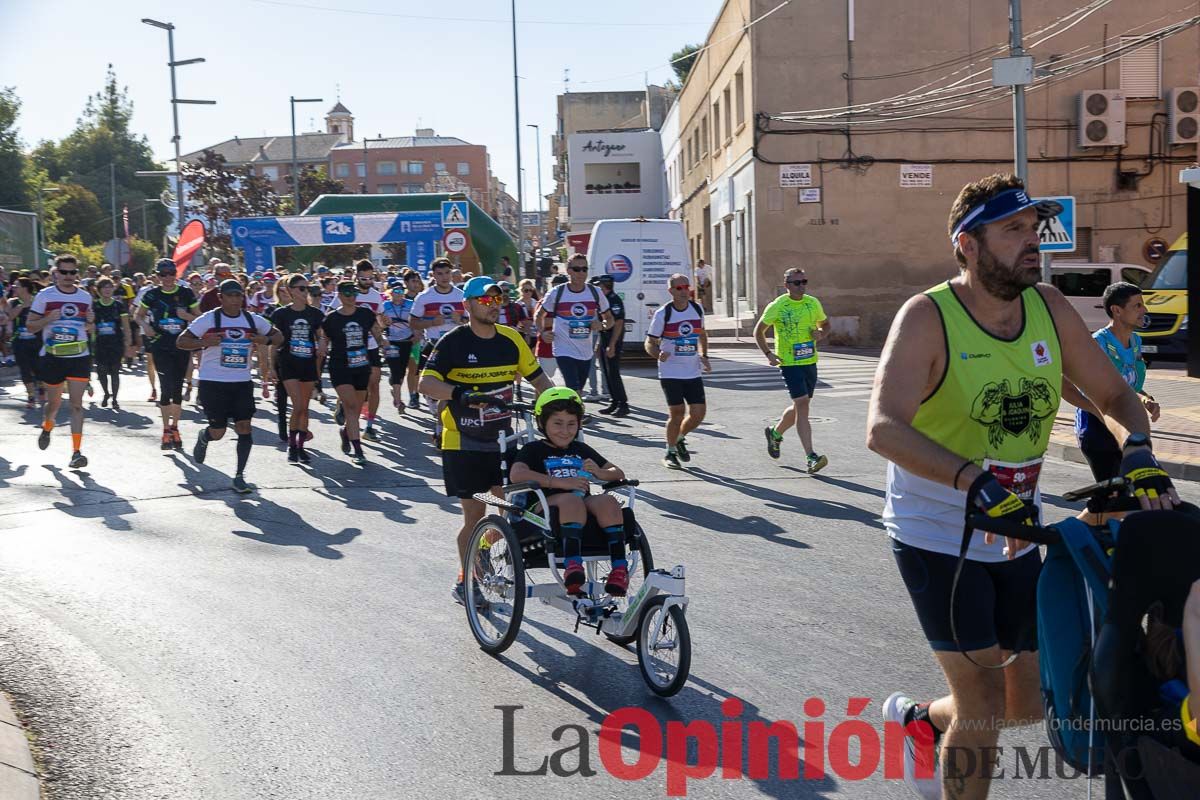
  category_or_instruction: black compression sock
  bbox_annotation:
[602,524,626,568]
[236,433,253,474]
[351,439,363,456]
[907,703,944,739]
[560,522,583,561]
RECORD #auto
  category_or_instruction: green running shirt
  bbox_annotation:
[759,293,826,366]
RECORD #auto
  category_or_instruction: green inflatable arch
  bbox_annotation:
[293,193,517,276]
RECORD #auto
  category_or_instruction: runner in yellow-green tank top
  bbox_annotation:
[864,174,1178,800]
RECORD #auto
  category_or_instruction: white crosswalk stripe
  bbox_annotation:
[691,352,879,396]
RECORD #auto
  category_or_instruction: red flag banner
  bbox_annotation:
[172,220,206,276]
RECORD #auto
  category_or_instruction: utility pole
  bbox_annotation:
[110,163,118,247]
[511,0,526,276]
[527,123,544,247]
[290,96,323,212]
[142,18,214,238]
[36,186,61,262]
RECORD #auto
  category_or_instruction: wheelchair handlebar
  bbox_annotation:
[965,513,1062,546]
[602,479,640,491]
[1061,476,1129,503]
[501,480,540,495]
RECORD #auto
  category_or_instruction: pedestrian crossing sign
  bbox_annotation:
[1036,195,1075,253]
[441,200,470,229]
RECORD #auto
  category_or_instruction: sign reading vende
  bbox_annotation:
[1037,195,1076,253]
[900,164,933,187]
[779,164,813,188]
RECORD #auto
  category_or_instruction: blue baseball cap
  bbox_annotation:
[949,187,1062,245]
[462,275,500,299]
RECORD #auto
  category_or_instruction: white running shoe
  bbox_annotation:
[882,692,941,800]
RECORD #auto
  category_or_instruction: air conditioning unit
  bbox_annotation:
[1077,90,1126,147]
[1167,87,1200,145]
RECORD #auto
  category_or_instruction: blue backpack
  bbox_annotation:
[1036,517,1119,775]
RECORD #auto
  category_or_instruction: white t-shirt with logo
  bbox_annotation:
[647,301,705,380]
[355,287,385,349]
[542,284,610,361]
[412,285,466,343]
[30,285,93,358]
[185,309,272,383]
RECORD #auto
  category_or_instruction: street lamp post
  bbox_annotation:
[290,96,323,213]
[36,186,61,263]
[527,123,544,247]
[511,0,526,276]
[360,136,388,194]
[142,18,214,237]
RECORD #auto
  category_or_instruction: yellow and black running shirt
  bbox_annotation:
[422,324,543,451]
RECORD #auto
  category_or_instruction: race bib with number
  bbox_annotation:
[51,324,78,344]
[159,317,184,334]
[793,341,815,361]
[290,337,314,359]
[674,335,698,356]
[346,347,368,368]
[383,343,402,359]
[983,458,1044,502]
[220,343,251,369]
[97,321,117,336]
[544,455,584,478]
[568,320,591,339]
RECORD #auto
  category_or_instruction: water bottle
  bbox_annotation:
[573,470,593,498]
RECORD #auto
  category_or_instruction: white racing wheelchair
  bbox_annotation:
[461,400,692,697]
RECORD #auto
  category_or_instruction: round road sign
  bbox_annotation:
[443,229,469,255]
[1143,237,1169,264]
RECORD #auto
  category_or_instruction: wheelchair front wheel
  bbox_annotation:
[464,515,526,655]
[637,595,691,697]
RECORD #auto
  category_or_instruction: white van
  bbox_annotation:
[1048,262,1152,332]
[586,218,688,350]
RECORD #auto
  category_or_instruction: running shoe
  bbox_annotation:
[604,566,629,597]
[296,448,311,465]
[662,451,682,470]
[351,452,366,466]
[807,453,829,474]
[339,428,351,454]
[171,428,183,450]
[111,400,121,411]
[362,427,378,442]
[160,430,173,451]
[37,428,50,450]
[562,560,586,596]
[610,404,630,418]
[597,403,618,415]
[408,392,420,408]
[183,381,192,401]
[101,394,110,408]
[882,693,941,800]
[675,438,691,462]
[394,400,406,415]
[148,391,157,402]
[231,475,253,494]
[69,451,87,469]
[193,431,208,464]
[334,402,345,426]
[765,427,782,459]
[287,446,299,464]
[452,581,487,608]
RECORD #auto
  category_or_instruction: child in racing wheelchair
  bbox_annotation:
[509,387,629,596]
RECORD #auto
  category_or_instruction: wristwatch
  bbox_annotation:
[1122,432,1151,450]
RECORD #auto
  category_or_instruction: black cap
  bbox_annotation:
[218,278,244,295]
[595,274,614,285]
[155,258,177,274]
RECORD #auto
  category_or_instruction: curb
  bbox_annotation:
[1047,439,1200,483]
[0,692,39,800]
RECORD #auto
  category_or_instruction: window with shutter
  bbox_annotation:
[1120,37,1161,99]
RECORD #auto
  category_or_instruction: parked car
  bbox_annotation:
[1048,261,1152,333]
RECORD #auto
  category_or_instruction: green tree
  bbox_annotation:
[669,44,701,86]
[38,66,172,245]
[183,149,281,255]
[282,165,345,214]
[53,183,106,243]
[0,87,30,211]
[47,233,104,267]
[127,236,160,273]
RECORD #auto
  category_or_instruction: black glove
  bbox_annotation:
[1119,447,1174,503]
[968,472,1036,526]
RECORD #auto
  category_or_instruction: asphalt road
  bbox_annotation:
[0,350,1191,800]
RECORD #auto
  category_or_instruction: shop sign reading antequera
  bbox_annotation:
[779,164,813,188]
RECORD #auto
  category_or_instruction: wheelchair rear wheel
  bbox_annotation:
[606,522,654,646]
[637,595,691,697]
[465,515,526,655]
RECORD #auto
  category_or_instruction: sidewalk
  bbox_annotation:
[0,692,39,800]
[1049,367,1200,482]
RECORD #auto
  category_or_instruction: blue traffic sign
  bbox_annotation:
[441,200,469,229]
[1037,195,1076,253]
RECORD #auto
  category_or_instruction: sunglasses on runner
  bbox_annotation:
[788,279,808,286]
[569,266,588,273]
[57,269,79,275]
[338,287,359,296]
[671,283,690,291]
[472,294,503,306]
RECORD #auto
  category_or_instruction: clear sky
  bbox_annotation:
[1,0,723,210]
